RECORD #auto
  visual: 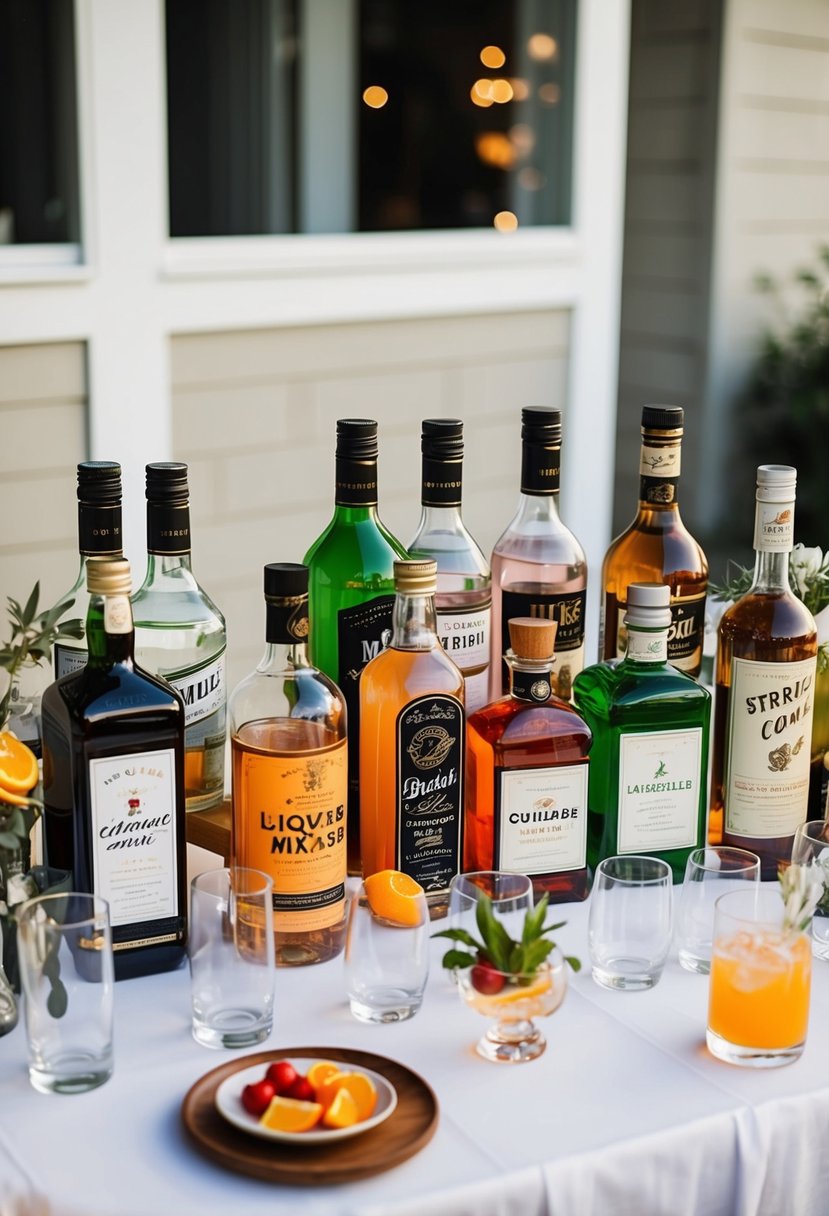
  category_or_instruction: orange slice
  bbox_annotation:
[332,1071,377,1121]
[307,1060,341,1092]
[259,1095,323,1133]
[364,870,425,927]
[0,731,38,795]
[316,1070,349,1111]
[488,972,553,1005]
[322,1087,359,1129]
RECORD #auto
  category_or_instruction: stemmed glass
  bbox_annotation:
[457,947,568,1063]
[791,820,829,958]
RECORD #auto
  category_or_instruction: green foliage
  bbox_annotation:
[434,892,581,979]
[0,583,82,728]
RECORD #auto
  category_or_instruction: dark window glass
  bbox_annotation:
[0,0,79,245]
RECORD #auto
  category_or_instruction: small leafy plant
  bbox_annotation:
[0,582,82,730]
[780,861,825,934]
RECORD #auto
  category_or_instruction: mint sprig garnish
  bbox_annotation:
[434,892,581,978]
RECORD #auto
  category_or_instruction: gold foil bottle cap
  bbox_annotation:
[508,617,557,661]
[394,559,437,595]
[86,557,132,596]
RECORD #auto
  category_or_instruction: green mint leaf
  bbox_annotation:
[475,894,514,970]
[21,583,40,628]
[522,938,556,973]
[522,894,549,945]
[432,927,482,949]
[566,955,582,973]
[441,948,477,971]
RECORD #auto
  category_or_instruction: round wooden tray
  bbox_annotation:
[181,1045,439,1186]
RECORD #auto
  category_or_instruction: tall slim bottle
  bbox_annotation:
[709,465,817,876]
[360,559,465,917]
[408,419,491,712]
[600,405,708,676]
[53,461,123,677]
[230,563,348,966]
[303,419,408,874]
[41,558,187,979]
[491,408,586,702]
[132,463,227,813]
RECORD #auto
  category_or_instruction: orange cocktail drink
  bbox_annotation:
[707,888,812,1067]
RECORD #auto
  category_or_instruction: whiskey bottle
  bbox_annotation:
[41,558,187,979]
[600,405,708,676]
[53,461,123,677]
[465,617,591,903]
[132,463,227,813]
[490,408,586,702]
[229,563,347,966]
[360,559,464,916]
[303,419,408,874]
[408,419,491,712]
[574,583,711,882]
[709,465,817,876]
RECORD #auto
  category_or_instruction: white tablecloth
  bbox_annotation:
[2,895,829,1216]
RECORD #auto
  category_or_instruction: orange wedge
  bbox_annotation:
[332,1071,377,1121]
[0,731,38,795]
[322,1087,359,1129]
[316,1070,349,1111]
[488,972,553,1005]
[364,870,425,927]
[307,1060,341,1092]
[259,1096,323,1133]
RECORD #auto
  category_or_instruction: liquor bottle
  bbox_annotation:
[360,559,464,916]
[132,463,227,813]
[229,563,347,966]
[709,465,817,876]
[490,407,586,702]
[573,583,711,882]
[599,405,708,676]
[53,461,123,677]
[303,419,408,874]
[465,617,591,903]
[41,558,187,979]
[408,419,491,712]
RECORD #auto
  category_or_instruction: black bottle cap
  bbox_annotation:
[336,419,379,461]
[264,562,309,602]
[77,461,121,505]
[521,407,562,444]
[146,462,189,504]
[641,405,683,431]
[422,418,463,460]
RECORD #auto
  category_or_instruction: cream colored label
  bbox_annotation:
[753,499,795,552]
[626,629,668,663]
[498,765,587,874]
[618,728,702,852]
[104,594,132,635]
[640,444,680,478]
[724,656,816,838]
[436,604,490,682]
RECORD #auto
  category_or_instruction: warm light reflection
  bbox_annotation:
[538,83,561,105]
[480,45,505,69]
[527,33,558,61]
[493,210,519,232]
[362,85,389,109]
[518,167,545,191]
[509,78,530,102]
[490,78,514,104]
[470,83,493,108]
[473,78,493,101]
[475,132,516,170]
[509,123,535,155]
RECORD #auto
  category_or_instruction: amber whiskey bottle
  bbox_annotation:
[360,559,465,917]
[466,618,591,903]
[42,558,187,979]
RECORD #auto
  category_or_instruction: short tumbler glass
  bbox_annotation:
[791,820,829,960]
[588,855,672,991]
[676,847,761,974]
[344,882,430,1023]
[189,867,275,1049]
[17,892,114,1095]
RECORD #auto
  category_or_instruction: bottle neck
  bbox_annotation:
[415,503,465,533]
[638,435,682,511]
[520,440,561,498]
[257,640,312,674]
[146,500,191,556]
[142,553,194,584]
[513,492,562,525]
[751,495,795,592]
[335,455,379,508]
[86,594,135,666]
[78,501,123,557]
[752,549,791,594]
[624,624,669,665]
[391,591,438,649]
[421,455,463,509]
[507,657,554,703]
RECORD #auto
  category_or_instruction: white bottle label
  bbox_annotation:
[753,498,795,552]
[724,656,816,839]
[626,629,668,663]
[617,728,703,853]
[54,643,87,678]
[497,765,588,874]
[640,444,681,478]
[165,650,226,730]
[88,749,179,928]
[436,605,490,670]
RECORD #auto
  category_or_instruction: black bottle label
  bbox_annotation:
[337,595,395,828]
[395,694,464,892]
[421,455,463,507]
[500,588,586,698]
[147,502,191,555]
[335,457,379,506]
[520,442,561,496]
[78,503,122,556]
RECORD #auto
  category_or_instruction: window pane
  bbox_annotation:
[0,0,79,245]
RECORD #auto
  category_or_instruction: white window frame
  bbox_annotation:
[0,0,630,613]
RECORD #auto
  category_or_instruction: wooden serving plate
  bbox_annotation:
[181,1045,439,1185]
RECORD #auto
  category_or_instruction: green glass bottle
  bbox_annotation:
[303,419,408,873]
[573,583,711,882]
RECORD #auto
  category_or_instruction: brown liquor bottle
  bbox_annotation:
[600,406,708,676]
[466,618,591,903]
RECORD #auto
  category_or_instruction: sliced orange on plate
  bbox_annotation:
[306,1060,341,1091]
[322,1087,359,1129]
[364,870,425,927]
[259,1096,323,1133]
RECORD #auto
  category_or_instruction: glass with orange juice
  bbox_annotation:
[707,887,812,1067]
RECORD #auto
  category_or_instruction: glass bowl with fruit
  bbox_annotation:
[436,890,578,1063]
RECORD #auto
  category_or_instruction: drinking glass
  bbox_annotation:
[588,856,672,991]
[189,867,275,1049]
[344,882,430,1023]
[17,892,114,1094]
[446,871,534,983]
[457,949,568,1063]
[791,820,829,959]
[707,886,811,1067]
[676,847,761,973]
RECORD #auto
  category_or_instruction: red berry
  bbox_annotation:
[241,1079,275,1117]
[265,1060,298,1094]
[470,960,506,995]
[285,1075,315,1102]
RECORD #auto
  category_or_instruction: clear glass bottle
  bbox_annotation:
[409,419,491,713]
[229,563,348,966]
[491,408,586,703]
[709,465,817,876]
[574,583,711,882]
[600,405,708,676]
[303,419,408,874]
[465,617,591,903]
[132,463,227,813]
[360,559,464,917]
[41,558,188,979]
